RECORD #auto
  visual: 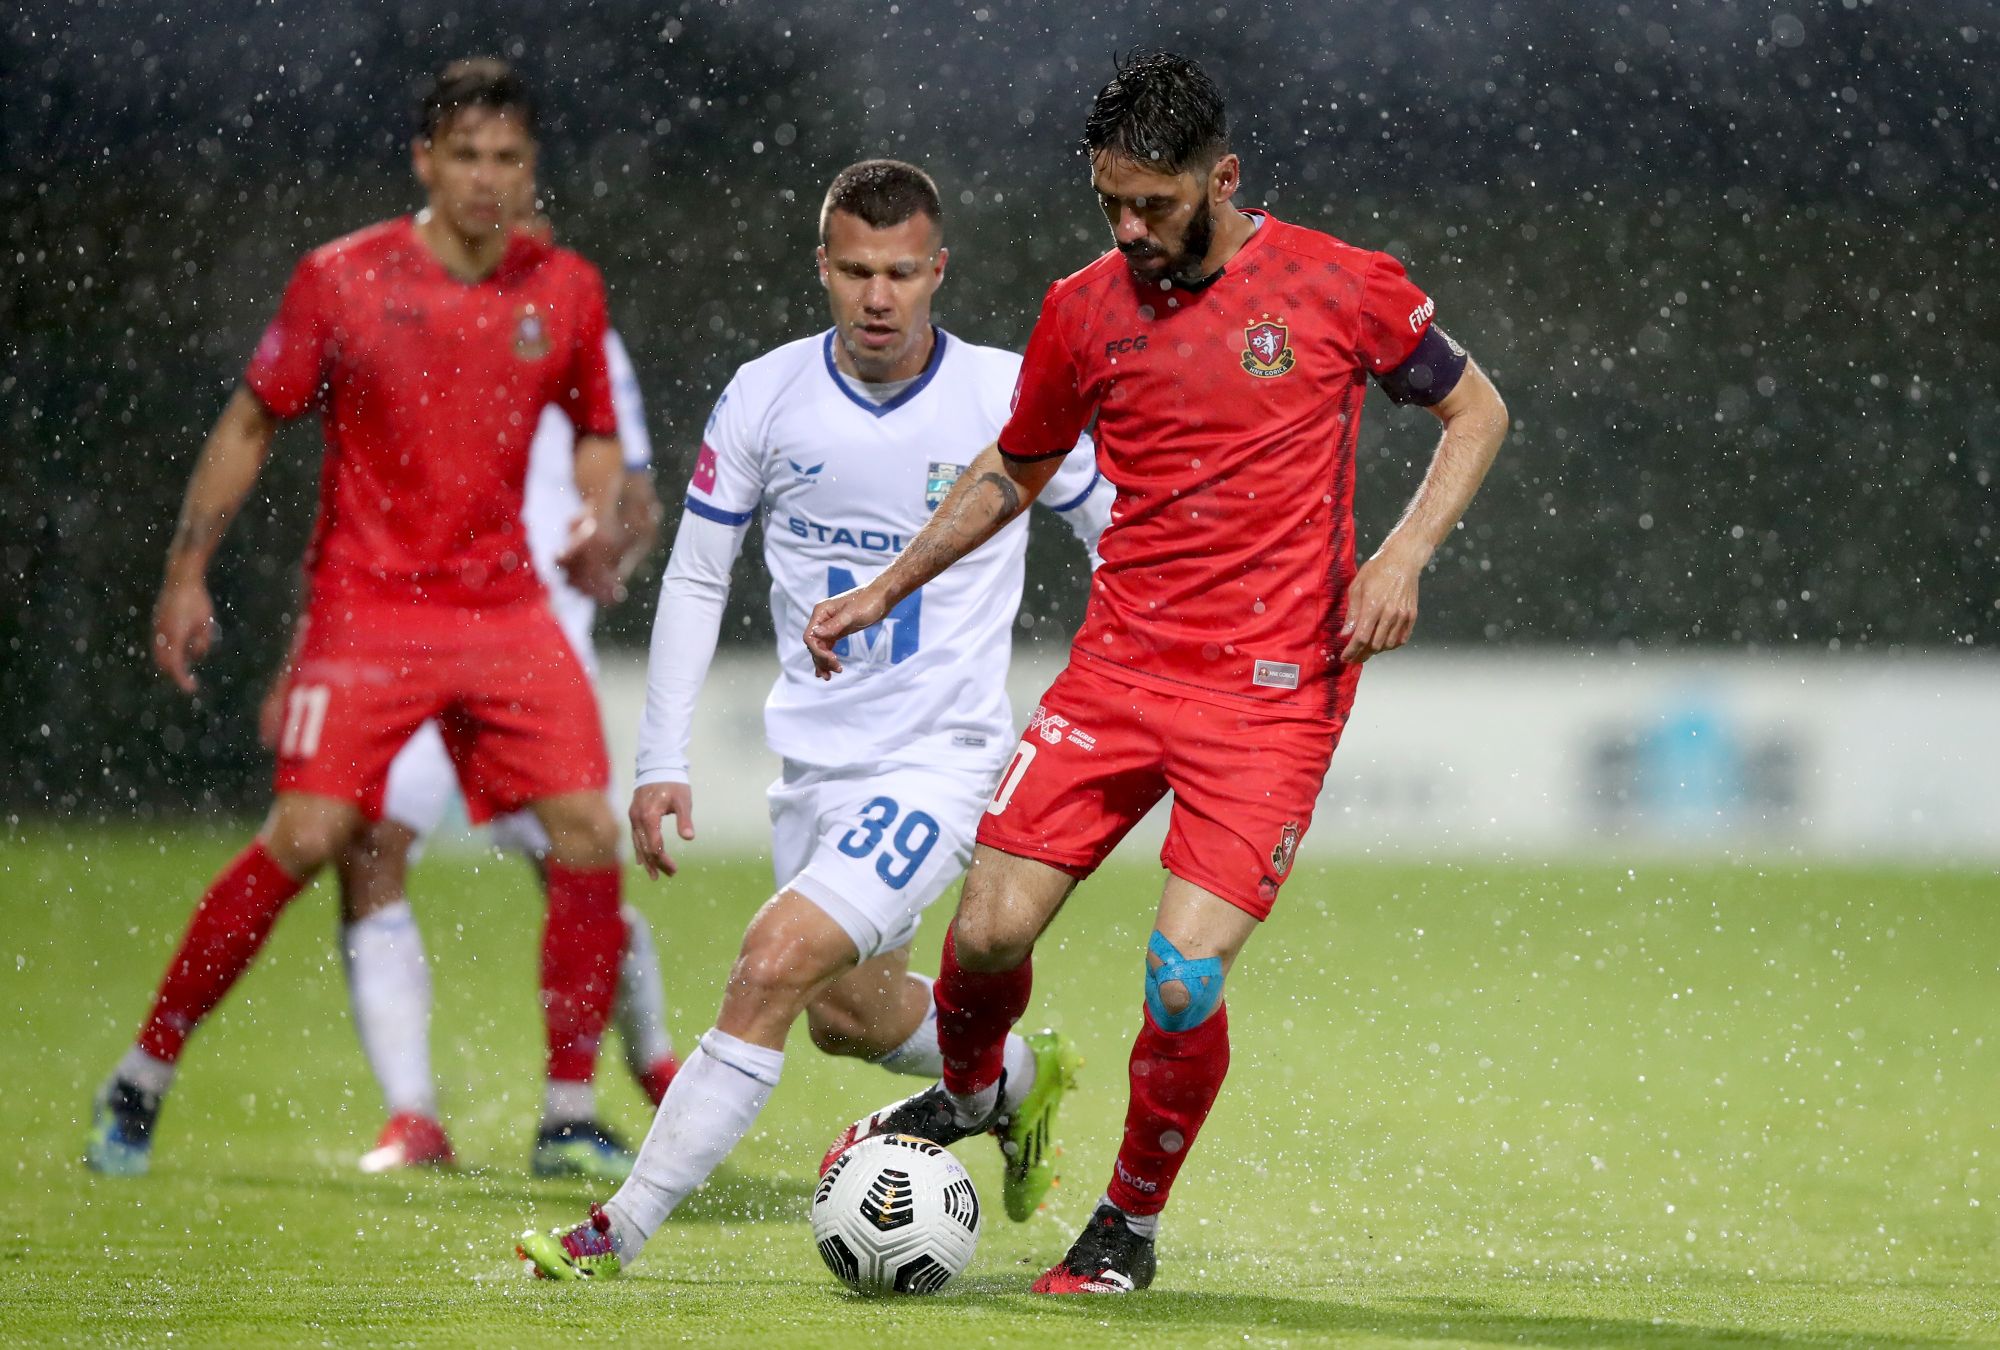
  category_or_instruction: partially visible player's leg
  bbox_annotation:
[555,888,856,1271]
[805,945,930,1061]
[1034,875,1255,1294]
[609,902,679,1104]
[819,847,1081,1186]
[88,792,364,1175]
[495,808,680,1105]
[338,721,457,1171]
[1037,695,1336,1294]
[446,603,629,1178]
[521,788,630,1176]
[826,668,1166,1204]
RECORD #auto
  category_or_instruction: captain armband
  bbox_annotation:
[1374,324,1470,407]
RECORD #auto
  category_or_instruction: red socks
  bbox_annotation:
[1106,1004,1231,1217]
[136,842,304,1062]
[541,862,626,1085]
[934,924,1033,1097]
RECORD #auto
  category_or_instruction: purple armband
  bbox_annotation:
[1375,325,1469,407]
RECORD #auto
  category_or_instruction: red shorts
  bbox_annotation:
[273,599,608,823]
[975,657,1348,920]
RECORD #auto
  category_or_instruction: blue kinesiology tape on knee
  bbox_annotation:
[1143,931,1225,1032]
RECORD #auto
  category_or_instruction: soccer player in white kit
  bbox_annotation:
[302,327,680,1178]
[517,160,1112,1279]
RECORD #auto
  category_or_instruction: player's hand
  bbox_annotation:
[1339,545,1424,664]
[558,513,623,605]
[629,781,696,880]
[805,585,889,680]
[152,579,217,694]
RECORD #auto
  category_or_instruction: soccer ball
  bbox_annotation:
[810,1134,981,1295]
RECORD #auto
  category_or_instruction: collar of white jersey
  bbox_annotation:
[821,326,950,418]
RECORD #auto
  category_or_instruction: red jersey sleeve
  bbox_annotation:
[557,266,618,439]
[997,284,1092,461]
[1356,252,1437,373]
[244,254,334,418]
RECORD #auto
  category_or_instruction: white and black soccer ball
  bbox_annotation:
[810,1134,981,1295]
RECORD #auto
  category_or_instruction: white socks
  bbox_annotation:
[605,1028,784,1256]
[1104,1195,1161,1239]
[543,1080,595,1124]
[872,973,1038,1115]
[116,1046,176,1097]
[341,901,437,1118]
[612,903,675,1073]
[870,974,940,1076]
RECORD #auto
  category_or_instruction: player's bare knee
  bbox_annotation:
[728,938,823,1016]
[1143,930,1225,1032]
[262,800,359,878]
[948,909,1032,972]
[537,794,620,865]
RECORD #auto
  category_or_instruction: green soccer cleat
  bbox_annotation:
[531,1119,636,1183]
[85,1077,161,1177]
[998,1029,1081,1221]
[517,1204,623,1280]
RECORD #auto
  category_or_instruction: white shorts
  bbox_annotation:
[379,605,599,859]
[769,757,1002,962]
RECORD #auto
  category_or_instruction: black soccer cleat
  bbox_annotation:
[1031,1203,1158,1294]
[85,1076,163,1176]
[530,1118,636,1183]
[819,1073,1006,1175]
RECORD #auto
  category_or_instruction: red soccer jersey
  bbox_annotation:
[245,217,617,612]
[1000,211,1443,720]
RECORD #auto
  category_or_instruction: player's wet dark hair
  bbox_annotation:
[819,160,944,244]
[1084,50,1229,175]
[418,58,538,141]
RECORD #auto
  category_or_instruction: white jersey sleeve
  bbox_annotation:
[605,330,653,470]
[1035,430,1110,566]
[633,513,748,788]
[633,374,765,788]
[682,372,765,528]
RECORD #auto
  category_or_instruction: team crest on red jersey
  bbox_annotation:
[512,305,552,360]
[1240,315,1295,378]
[1270,820,1301,875]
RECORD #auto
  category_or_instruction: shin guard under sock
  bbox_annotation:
[1105,1003,1231,1217]
[541,862,626,1087]
[136,842,304,1063]
[934,924,1032,1101]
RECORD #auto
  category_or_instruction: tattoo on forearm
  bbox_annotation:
[890,463,1027,595]
[974,470,1022,521]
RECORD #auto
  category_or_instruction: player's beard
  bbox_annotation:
[1121,198,1217,289]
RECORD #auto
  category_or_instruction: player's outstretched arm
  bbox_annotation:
[1341,360,1510,664]
[805,442,1065,678]
[153,386,280,693]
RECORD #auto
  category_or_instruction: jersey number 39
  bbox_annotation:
[836,795,940,889]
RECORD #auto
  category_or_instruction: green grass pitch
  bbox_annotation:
[3,827,1995,1346]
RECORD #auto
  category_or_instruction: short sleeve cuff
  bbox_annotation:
[998,438,1073,464]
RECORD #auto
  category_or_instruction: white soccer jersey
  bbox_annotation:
[521,329,654,649]
[634,327,1110,785]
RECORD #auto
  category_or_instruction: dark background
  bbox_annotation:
[4,0,1995,815]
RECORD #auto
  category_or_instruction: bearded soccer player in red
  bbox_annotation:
[86,60,642,1181]
[808,51,1511,1293]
